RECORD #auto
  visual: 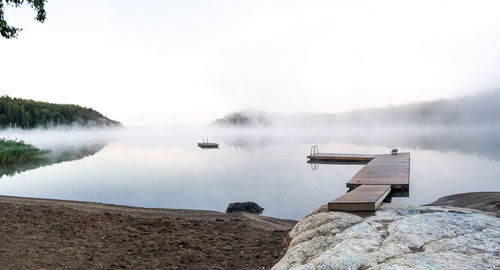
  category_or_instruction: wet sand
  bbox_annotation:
[0,196,296,270]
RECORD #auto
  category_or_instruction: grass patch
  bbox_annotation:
[0,139,50,164]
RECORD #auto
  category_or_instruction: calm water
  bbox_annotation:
[1,126,499,220]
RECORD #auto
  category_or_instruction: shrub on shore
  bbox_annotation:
[0,139,49,164]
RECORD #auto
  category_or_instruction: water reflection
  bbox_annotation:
[198,146,219,150]
[0,126,498,220]
[198,145,219,150]
[216,126,500,160]
[350,127,500,161]
[221,135,272,151]
[0,144,106,178]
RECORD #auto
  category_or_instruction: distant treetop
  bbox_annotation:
[0,0,48,39]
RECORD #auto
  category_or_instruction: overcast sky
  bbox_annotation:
[1,0,499,126]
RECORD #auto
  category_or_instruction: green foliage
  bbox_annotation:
[0,0,47,39]
[0,143,105,178]
[0,95,121,128]
[0,138,49,164]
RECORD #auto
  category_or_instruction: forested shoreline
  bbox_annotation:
[214,89,500,127]
[0,96,121,128]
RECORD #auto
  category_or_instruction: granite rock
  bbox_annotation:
[272,204,500,270]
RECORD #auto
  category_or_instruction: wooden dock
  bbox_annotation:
[347,152,410,190]
[308,149,410,212]
[307,153,376,162]
[307,159,368,165]
[329,184,391,211]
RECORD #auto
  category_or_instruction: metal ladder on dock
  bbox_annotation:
[310,145,319,156]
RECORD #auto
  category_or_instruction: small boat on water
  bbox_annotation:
[197,139,219,148]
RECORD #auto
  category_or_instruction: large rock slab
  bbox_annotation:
[272,204,500,270]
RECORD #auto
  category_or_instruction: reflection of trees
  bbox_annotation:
[0,144,106,178]
[222,135,272,151]
[410,131,500,160]
[350,127,500,161]
[218,127,500,160]
[299,127,500,160]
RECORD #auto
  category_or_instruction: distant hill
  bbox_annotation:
[213,111,271,127]
[213,90,500,127]
[0,95,121,128]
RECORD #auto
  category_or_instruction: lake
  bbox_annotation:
[1,126,499,220]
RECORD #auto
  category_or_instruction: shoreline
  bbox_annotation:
[272,192,500,269]
[0,192,497,269]
[0,195,296,269]
[425,191,500,217]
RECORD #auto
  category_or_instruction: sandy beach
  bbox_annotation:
[0,196,296,270]
[0,192,498,269]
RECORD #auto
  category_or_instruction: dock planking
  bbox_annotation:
[307,153,376,162]
[309,150,411,212]
[307,159,369,165]
[369,152,410,163]
[329,184,391,211]
[347,152,410,190]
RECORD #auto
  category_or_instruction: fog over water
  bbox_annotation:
[214,89,500,128]
[3,0,500,126]
[0,126,499,220]
[2,0,500,221]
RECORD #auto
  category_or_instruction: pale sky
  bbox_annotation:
[1,0,500,126]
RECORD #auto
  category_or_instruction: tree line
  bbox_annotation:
[214,89,500,127]
[0,95,121,128]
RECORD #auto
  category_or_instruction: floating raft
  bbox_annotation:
[197,142,219,148]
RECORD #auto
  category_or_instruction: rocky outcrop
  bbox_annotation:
[426,192,500,217]
[272,204,500,270]
[226,202,264,214]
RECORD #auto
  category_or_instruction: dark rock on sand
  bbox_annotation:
[226,201,264,214]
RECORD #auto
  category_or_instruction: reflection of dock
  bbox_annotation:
[308,148,410,211]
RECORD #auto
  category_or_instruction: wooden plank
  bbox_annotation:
[347,183,408,190]
[351,163,409,184]
[369,152,410,163]
[308,160,368,165]
[328,185,391,211]
[307,153,376,161]
[347,153,411,188]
